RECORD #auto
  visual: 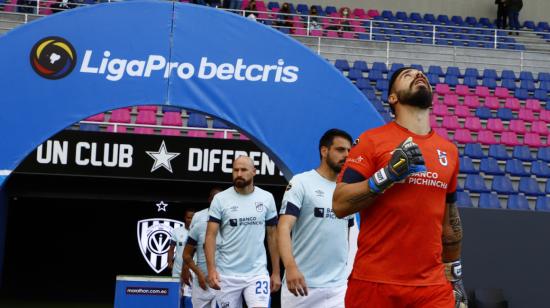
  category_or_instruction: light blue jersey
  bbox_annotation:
[170,226,188,277]
[209,186,278,277]
[186,208,210,275]
[280,169,354,287]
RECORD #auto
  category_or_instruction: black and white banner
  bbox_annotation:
[15,130,287,185]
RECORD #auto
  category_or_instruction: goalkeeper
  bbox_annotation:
[333,67,467,308]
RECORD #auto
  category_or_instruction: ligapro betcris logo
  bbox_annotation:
[30,37,300,83]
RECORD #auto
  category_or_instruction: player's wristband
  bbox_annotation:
[368,167,395,194]
[444,260,462,282]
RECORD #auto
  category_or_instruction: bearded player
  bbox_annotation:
[333,67,467,307]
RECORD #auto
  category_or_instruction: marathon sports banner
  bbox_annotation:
[14,131,287,185]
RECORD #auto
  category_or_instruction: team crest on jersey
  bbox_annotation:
[137,218,184,273]
[255,202,264,212]
[437,149,448,166]
[353,138,360,147]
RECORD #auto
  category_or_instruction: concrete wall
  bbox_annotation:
[287,0,546,24]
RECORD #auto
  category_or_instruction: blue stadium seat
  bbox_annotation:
[514,88,529,100]
[479,17,492,26]
[380,111,393,122]
[278,27,290,34]
[451,16,464,26]
[187,113,208,128]
[212,118,230,129]
[539,81,550,91]
[405,37,418,43]
[456,191,474,208]
[380,90,389,102]
[410,12,422,22]
[533,89,548,102]
[479,193,501,209]
[395,11,408,21]
[465,16,477,25]
[501,78,516,91]
[507,194,530,210]
[463,76,478,88]
[352,60,369,72]
[296,4,308,14]
[410,64,424,72]
[381,10,394,20]
[523,20,536,30]
[347,69,362,81]
[538,72,550,81]
[519,71,534,81]
[488,144,510,160]
[368,70,384,81]
[355,78,371,90]
[483,69,499,80]
[427,73,440,85]
[464,68,480,79]
[444,75,459,87]
[325,6,337,15]
[519,177,544,196]
[162,106,181,113]
[505,159,529,177]
[501,70,516,80]
[428,65,444,77]
[80,124,100,131]
[446,66,461,77]
[362,89,377,101]
[464,143,485,159]
[464,174,490,193]
[424,13,436,24]
[535,197,550,212]
[371,62,388,73]
[480,157,505,175]
[459,156,478,174]
[531,161,550,178]
[537,147,550,162]
[334,59,350,71]
[370,99,386,112]
[376,79,389,91]
[496,108,514,121]
[267,1,279,10]
[492,175,515,195]
[437,14,450,24]
[482,77,497,89]
[512,146,535,161]
[475,107,493,120]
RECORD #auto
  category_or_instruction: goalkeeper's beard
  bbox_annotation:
[396,84,433,109]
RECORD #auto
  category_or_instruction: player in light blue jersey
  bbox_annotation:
[168,209,195,308]
[278,129,353,308]
[183,187,223,308]
[205,156,281,308]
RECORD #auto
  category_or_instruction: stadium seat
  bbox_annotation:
[520,79,535,91]
[508,119,527,134]
[160,129,181,136]
[109,109,131,123]
[463,96,480,108]
[478,192,501,209]
[347,69,363,81]
[533,89,548,102]
[518,109,536,122]
[137,105,158,112]
[491,175,515,195]
[500,79,516,91]
[483,69,498,80]
[501,131,522,146]
[463,76,478,88]
[371,62,388,73]
[475,107,492,120]
[482,78,497,89]
[443,94,459,106]
[435,84,451,95]
[480,157,504,175]
[428,65,444,77]
[85,113,105,122]
[524,133,544,147]
[161,111,183,127]
[475,86,491,98]
[79,124,100,131]
[456,191,474,208]
[136,110,156,125]
[488,144,510,160]
[433,104,451,117]
[454,105,472,118]
[442,115,461,130]
[446,66,461,77]
[453,128,474,143]
[540,110,550,123]
[368,70,384,82]
[519,71,534,81]
[538,147,550,162]
[505,159,529,176]
[352,60,368,72]
[334,59,350,71]
[494,86,511,98]
[530,121,549,135]
[134,127,155,135]
[477,130,498,145]
[427,73,440,85]
[486,118,504,133]
[455,85,471,96]
[459,156,477,174]
[162,106,181,113]
[463,116,482,132]
[355,78,371,90]
[519,177,544,196]
[535,197,550,212]
[187,130,209,138]
[531,160,550,178]
[212,118,230,129]
[484,96,500,110]
[187,113,208,128]
[496,108,514,121]
[376,79,389,91]
[464,174,490,193]
[512,145,535,161]
[503,98,520,111]
[444,75,459,87]
[501,70,516,80]
[463,143,485,159]
[507,194,530,210]
[525,99,542,111]
[514,88,529,100]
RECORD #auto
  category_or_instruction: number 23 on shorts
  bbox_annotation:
[255,281,268,294]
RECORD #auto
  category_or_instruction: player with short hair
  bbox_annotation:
[333,67,467,308]
[277,128,353,308]
[168,209,195,307]
[183,187,223,308]
[205,156,281,308]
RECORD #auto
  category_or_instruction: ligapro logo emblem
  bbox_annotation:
[137,218,184,273]
[30,37,77,79]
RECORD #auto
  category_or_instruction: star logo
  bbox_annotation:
[156,201,168,212]
[146,141,181,173]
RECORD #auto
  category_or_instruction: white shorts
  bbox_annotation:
[215,274,270,308]
[281,284,346,308]
[192,279,217,308]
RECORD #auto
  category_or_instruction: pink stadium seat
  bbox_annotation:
[477,130,498,145]
[494,87,510,99]
[486,118,505,133]
[187,130,209,138]
[442,115,461,130]
[3,0,17,12]
[85,113,105,122]
[432,93,441,105]
[161,111,183,126]
[353,26,366,33]
[342,32,355,39]
[524,133,544,147]
[443,94,459,106]
[464,116,483,131]
[455,85,471,96]
[107,125,127,133]
[463,95,481,108]
[530,121,549,135]
[39,0,53,15]
[525,99,542,111]
[504,98,520,111]
[293,28,307,35]
[326,30,339,38]
[539,110,550,123]
[453,128,474,143]
[432,104,450,116]
[310,29,323,37]
[500,131,521,146]
[483,96,500,109]
[134,127,155,135]
[240,133,250,140]
[430,114,439,127]
[518,108,537,122]
[475,86,491,98]
[353,8,366,18]
[509,119,527,134]
[136,110,157,125]
[160,129,181,136]
[433,127,450,140]
[454,105,472,118]
[435,84,451,95]
[367,9,380,18]
[109,109,131,123]
[137,105,158,112]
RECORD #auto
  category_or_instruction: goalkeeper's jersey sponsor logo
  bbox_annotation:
[406,171,448,189]
[437,149,448,166]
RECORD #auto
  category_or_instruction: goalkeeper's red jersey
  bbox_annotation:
[338,121,459,286]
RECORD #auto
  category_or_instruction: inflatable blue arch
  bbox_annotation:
[0,1,383,277]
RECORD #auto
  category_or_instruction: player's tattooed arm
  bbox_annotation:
[442,202,463,262]
[333,181,378,218]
